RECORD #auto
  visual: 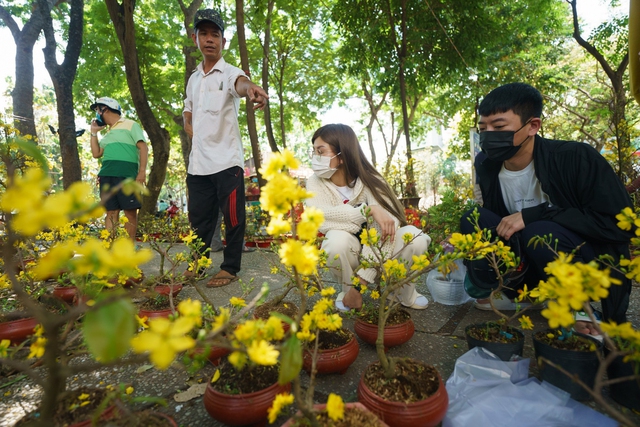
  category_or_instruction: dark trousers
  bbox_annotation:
[187,167,246,275]
[460,207,596,299]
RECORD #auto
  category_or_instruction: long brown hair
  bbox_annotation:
[311,124,407,225]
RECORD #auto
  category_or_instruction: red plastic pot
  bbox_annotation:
[357,362,448,427]
[53,285,78,303]
[0,317,38,345]
[281,402,389,426]
[138,308,174,319]
[302,333,359,375]
[154,283,183,297]
[354,318,415,350]
[203,380,291,426]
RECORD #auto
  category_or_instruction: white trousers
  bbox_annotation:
[321,225,430,306]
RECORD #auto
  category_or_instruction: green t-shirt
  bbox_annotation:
[98,118,146,178]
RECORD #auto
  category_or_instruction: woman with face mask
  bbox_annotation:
[306,124,431,312]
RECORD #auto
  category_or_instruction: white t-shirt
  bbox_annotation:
[333,183,355,203]
[499,161,551,214]
[183,57,247,175]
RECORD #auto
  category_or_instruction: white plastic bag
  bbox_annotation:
[426,256,472,305]
[443,347,617,427]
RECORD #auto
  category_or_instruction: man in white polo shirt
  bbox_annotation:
[183,8,268,287]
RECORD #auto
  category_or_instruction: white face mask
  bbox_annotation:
[311,152,340,179]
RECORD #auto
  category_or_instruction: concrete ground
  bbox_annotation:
[1,244,639,426]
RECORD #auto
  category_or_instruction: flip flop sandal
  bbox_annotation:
[206,272,239,288]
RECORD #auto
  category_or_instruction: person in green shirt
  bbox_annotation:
[90,97,148,240]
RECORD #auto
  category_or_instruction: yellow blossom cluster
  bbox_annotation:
[600,321,640,363]
[258,150,322,276]
[383,259,407,279]
[28,324,47,359]
[33,237,152,281]
[449,232,493,258]
[297,297,342,342]
[130,299,203,370]
[529,252,620,329]
[268,392,295,423]
[227,316,284,369]
[359,228,379,246]
[0,168,104,236]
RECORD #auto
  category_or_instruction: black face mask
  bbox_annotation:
[479,120,531,162]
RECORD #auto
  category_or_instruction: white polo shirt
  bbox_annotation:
[184,57,247,175]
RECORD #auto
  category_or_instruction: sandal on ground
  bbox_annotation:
[243,246,256,253]
[206,271,239,288]
[473,291,538,311]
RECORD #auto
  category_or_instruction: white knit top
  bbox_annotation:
[306,174,401,283]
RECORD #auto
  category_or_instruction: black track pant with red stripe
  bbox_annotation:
[187,166,246,275]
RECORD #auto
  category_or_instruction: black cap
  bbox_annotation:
[193,9,224,33]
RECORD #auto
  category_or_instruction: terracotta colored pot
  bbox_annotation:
[53,285,78,303]
[302,333,359,375]
[465,323,525,361]
[354,318,415,350]
[0,317,38,345]
[138,308,174,319]
[357,363,448,427]
[190,345,231,366]
[281,402,389,427]
[203,380,291,426]
[70,405,117,427]
[244,241,258,248]
[154,283,183,297]
[256,240,272,249]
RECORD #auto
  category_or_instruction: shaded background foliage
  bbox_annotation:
[0,0,638,215]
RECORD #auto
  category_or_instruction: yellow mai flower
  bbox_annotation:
[28,337,47,359]
[402,233,413,244]
[181,230,197,244]
[177,299,202,327]
[212,307,231,331]
[326,393,344,421]
[371,290,380,300]
[264,316,285,341]
[320,287,336,297]
[268,393,295,423]
[125,386,134,395]
[230,297,247,308]
[360,228,379,246]
[0,339,10,357]
[135,315,149,329]
[266,216,291,236]
[383,259,407,279]
[246,340,279,366]
[410,254,430,271]
[541,301,574,329]
[259,149,300,180]
[279,240,319,276]
[228,351,248,369]
[130,317,196,370]
[297,207,324,241]
[518,315,534,330]
[616,207,635,231]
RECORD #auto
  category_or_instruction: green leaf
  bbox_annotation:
[13,139,49,174]
[278,335,302,385]
[82,297,136,362]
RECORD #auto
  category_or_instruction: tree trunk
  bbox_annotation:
[570,0,630,181]
[40,0,84,189]
[362,79,388,168]
[261,0,278,150]
[235,0,264,186]
[105,0,171,215]
[0,4,51,139]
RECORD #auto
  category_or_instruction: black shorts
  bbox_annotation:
[98,176,142,211]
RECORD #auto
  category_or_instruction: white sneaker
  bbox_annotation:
[404,294,429,310]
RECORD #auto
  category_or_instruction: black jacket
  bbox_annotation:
[475,135,633,322]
